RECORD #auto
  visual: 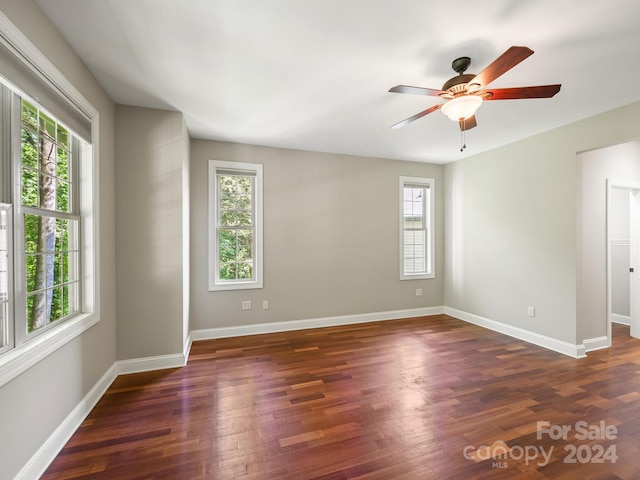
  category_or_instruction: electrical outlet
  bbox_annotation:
[416,288,422,297]
[263,300,269,310]
[528,306,535,317]
[242,300,252,310]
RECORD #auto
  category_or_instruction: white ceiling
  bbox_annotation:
[35,0,640,164]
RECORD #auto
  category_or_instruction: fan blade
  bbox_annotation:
[389,85,445,96]
[468,46,534,90]
[481,84,561,100]
[390,104,442,129]
[459,115,477,131]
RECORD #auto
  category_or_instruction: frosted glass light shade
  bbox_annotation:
[441,95,482,121]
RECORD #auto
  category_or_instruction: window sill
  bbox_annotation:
[0,312,99,388]
[400,273,435,281]
[209,280,263,292]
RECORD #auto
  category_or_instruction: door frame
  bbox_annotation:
[606,179,640,344]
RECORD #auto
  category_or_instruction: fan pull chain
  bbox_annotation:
[460,118,467,152]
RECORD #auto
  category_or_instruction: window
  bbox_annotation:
[0,38,97,384]
[209,160,263,291]
[400,176,434,280]
[0,93,91,352]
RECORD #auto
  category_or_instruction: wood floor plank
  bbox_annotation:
[42,316,640,479]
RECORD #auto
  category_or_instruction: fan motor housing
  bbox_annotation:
[442,73,475,93]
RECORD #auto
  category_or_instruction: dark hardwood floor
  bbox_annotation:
[43,316,640,479]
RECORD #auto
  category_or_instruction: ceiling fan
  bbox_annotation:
[388,46,561,137]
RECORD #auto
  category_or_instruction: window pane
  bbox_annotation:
[54,253,65,284]
[57,179,69,212]
[237,193,251,209]
[237,176,252,193]
[219,229,237,263]
[237,262,253,280]
[21,129,38,168]
[220,192,235,209]
[218,175,235,193]
[25,254,37,292]
[22,167,39,206]
[237,229,253,247]
[40,173,57,211]
[62,285,70,317]
[56,126,69,149]
[25,214,56,254]
[55,218,68,251]
[57,148,69,180]
[237,243,252,262]
[21,101,37,130]
[220,211,237,227]
[237,211,252,226]
[27,291,48,332]
[219,262,237,281]
[39,111,56,140]
[51,286,66,321]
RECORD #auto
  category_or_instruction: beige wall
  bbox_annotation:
[115,105,190,360]
[445,132,578,342]
[190,140,445,330]
[445,101,640,346]
[0,1,116,479]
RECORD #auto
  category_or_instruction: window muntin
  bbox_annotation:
[209,161,263,291]
[400,177,434,280]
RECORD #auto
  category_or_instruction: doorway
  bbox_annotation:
[607,180,640,344]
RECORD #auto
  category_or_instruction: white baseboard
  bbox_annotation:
[611,314,631,326]
[115,334,192,374]
[583,336,610,352]
[183,333,193,364]
[191,306,445,341]
[15,364,118,480]
[116,352,187,375]
[444,307,586,358]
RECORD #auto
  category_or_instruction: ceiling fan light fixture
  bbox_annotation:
[441,95,482,121]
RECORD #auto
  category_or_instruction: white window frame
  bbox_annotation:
[399,176,435,280]
[0,17,100,388]
[208,160,263,291]
[0,203,13,357]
